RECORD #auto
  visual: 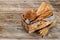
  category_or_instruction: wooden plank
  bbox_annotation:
[0,0,59,39]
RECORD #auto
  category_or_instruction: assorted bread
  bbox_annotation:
[21,2,56,37]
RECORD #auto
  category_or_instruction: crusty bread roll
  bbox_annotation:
[22,8,37,21]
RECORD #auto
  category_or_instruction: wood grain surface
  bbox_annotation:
[0,0,59,40]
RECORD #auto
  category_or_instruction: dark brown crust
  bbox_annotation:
[23,8,37,21]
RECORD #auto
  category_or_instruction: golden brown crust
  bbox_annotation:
[29,20,52,33]
[36,10,52,20]
[36,2,53,21]
[36,2,48,16]
[39,20,56,37]
[22,20,52,33]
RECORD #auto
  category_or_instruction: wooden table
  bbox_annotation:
[0,0,60,40]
